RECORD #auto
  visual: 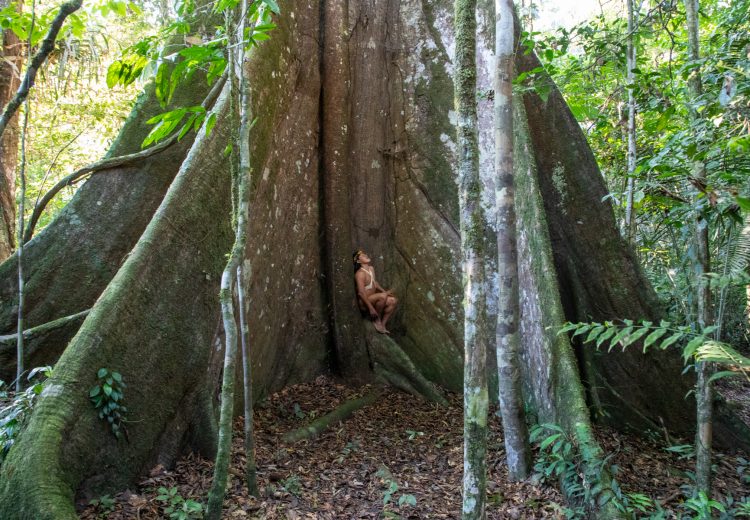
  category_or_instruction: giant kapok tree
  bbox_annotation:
[0,1,748,518]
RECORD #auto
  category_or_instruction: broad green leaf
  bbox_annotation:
[660,332,684,350]
[622,326,650,348]
[610,326,634,350]
[596,326,617,348]
[585,325,605,344]
[643,328,667,350]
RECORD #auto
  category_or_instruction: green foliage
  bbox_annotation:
[142,105,208,147]
[530,423,588,517]
[13,0,158,235]
[374,466,417,513]
[733,498,750,517]
[88,495,116,518]
[682,491,727,517]
[560,320,750,382]
[89,368,127,440]
[528,424,750,519]
[156,486,203,520]
[664,443,695,460]
[528,0,750,352]
[104,0,278,148]
[405,429,424,440]
[280,474,302,497]
[0,366,52,465]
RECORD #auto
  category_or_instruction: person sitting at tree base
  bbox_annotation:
[353,249,398,334]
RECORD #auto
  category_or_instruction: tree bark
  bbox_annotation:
[684,0,714,496]
[454,1,489,518]
[0,83,234,519]
[624,0,637,243]
[320,0,370,379]
[494,0,530,481]
[0,78,212,382]
[0,1,747,517]
[0,0,22,261]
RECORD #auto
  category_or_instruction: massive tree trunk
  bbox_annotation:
[0,0,22,261]
[0,1,748,517]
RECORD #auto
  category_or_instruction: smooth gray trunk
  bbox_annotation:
[455,0,489,518]
[624,0,637,243]
[684,0,714,496]
[493,0,530,481]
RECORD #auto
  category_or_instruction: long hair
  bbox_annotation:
[352,250,363,272]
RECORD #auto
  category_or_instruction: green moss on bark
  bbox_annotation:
[0,85,234,518]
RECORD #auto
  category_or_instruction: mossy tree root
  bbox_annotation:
[0,84,234,520]
[514,97,620,518]
[282,390,382,444]
[365,325,448,406]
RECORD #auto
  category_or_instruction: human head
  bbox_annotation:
[352,249,371,270]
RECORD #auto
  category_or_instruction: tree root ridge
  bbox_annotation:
[282,390,382,444]
[364,324,448,406]
[0,82,235,519]
[0,309,90,345]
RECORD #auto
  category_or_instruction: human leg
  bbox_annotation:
[381,296,398,332]
[367,293,388,333]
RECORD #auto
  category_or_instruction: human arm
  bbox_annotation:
[374,280,393,296]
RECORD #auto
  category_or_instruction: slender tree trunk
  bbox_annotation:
[14,0,35,391]
[683,0,713,496]
[238,267,258,496]
[0,0,22,261]
[206,8,248,518]
[14,105,27,391]
[494,0,530,481]
[455,1,489,517]
[624,0,637,244]
[236,0,258,497]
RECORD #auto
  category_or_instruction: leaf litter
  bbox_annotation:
[80,376,749,519]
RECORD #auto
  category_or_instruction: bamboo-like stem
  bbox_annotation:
[493,0,530,481]
[455,0,489,517]
[236,0,257,497]
[15,107,27,392]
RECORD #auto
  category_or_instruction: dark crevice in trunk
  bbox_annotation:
[316,0,338,376]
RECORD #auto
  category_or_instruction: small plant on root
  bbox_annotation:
[89,368,127,440]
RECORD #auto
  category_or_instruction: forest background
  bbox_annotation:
[0,0,749,517]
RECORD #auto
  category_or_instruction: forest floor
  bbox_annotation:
[80,376,750,519]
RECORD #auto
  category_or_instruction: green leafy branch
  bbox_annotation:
[105,0,278,148]
[559,320,750,382]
